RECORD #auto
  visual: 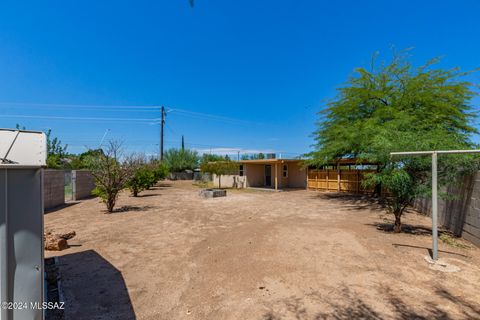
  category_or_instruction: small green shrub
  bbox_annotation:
[126,166,151,197]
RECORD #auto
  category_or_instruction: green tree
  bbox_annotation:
[46,129,68,168]
[152,161,170,182]
[69,149,104,169]
[200,153,228,164]
[200,160,239,188]
[126,158,170,197]
[163,148,199,172]
[126,165,154,197]
[249,153,265,160]
[309,50,479,232]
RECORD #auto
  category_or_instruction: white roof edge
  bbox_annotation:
[0,129,47,167]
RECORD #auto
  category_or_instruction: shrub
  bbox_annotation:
[153,161,170,182]
[126,165,154,197]
[89,141,134,213]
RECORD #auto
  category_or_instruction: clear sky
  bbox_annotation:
[0,0,479,158]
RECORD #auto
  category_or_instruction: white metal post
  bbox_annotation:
[390,149,480,261]
[431,152,438,260]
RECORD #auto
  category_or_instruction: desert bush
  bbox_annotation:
[153,161,170,182]
[90,141,135,213]
[126,159,170,196]
[126,164,154,197]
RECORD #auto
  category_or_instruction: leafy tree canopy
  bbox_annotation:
[200,160,239,188]
[309,49,480,232]
[163,148,199,172]
[200,153,230,164]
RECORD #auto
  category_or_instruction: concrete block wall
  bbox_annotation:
[43,169,65,210]
[211,174,247,188]
[168,172,194,180]
[43,169,96,211]
[413,172,480,247]
[73,170,95,200]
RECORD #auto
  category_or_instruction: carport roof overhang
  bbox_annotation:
[239,159,303,165]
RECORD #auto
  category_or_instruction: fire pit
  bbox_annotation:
[199,188,227,198]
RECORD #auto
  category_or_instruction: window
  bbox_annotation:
[283,164,288,178]
[239,164,244,176]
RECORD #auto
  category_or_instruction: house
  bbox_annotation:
[212,159,307,190]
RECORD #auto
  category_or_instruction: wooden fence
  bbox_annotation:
[307,169,376,193]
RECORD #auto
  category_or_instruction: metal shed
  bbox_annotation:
[0,129,47,320]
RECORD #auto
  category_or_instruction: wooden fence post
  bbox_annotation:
[356,170,360,193]
[337,164,341,192]
[326,169,328,191]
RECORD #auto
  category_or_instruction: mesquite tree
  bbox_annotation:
[309,50,479,232]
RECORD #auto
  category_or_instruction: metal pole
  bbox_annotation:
[390,149,480,261]
[1,169,9,320]
[160,106,165,161]
[432,152,438,260]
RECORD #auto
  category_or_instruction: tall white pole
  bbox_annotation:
[431,152,438,260]
[390,149,480,261]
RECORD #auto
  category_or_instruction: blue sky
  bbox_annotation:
[1,0,479,157]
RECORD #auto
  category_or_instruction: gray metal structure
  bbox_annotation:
[1,129,47,320]
[390,149,480,261]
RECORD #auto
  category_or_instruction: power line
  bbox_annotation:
[0,102,261,126]
[0,102,160,109]
[1,114,159,122]
[169,107,260,126]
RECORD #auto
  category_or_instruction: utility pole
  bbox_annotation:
[160,106,166,161]
[181,135,185,151]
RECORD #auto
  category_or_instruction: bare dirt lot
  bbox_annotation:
[45,181,480,320]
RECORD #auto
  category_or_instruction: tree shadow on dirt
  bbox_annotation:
[112,205,158,213]
[135,193,162,198]
[368,222,466,241]
[368,222,436,236]
[56,250,136,320]
[311,192,386,211]
[261,285,478,320]
[156,182,174,188]
[435,287,480,319]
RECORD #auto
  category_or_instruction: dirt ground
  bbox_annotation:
[45,181,480,320]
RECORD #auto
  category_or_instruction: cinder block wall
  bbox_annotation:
[73,170,95,200]
[168,172,194,180]
[413,172,480,247]
[43,169,65,210]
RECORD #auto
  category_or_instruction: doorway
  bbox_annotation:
[265,165,272,187]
